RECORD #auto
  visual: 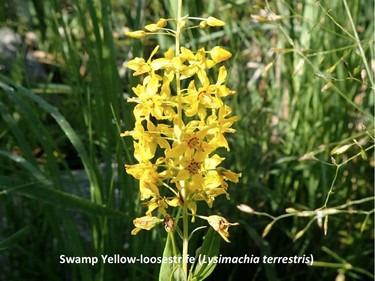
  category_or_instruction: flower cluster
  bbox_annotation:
[123,16,240,242]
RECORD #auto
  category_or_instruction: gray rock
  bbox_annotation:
[0,27,47,83]
[0,27,22,73]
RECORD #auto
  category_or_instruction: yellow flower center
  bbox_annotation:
[198,90,206,99]
[187,160,200,175]
[187,136,200,149]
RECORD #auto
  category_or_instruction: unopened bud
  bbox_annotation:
[206,16,225,26]
[210,46,232,63]
[125,30,146,39]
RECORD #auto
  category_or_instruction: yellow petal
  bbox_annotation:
[206,215,239,243]
[126,57,151,76]
[164,48,174,59]
[148,45,160,63]
[187,201,197,222]
[166,198,180,207]
[151,58,170,70]
[218,168,241,182]
[131,216,162,235]
[180,47,195,61]
[217,66,227,85]
[205,154,224,170]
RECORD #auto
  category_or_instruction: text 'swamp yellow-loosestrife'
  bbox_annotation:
[123,3,240,279]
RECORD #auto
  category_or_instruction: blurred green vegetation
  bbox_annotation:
[0,0,373,280]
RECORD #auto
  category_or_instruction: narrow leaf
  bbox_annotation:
[0,226,30,251]
[0,176,125,218]
[159,232,184,281]
[192,227,220,280]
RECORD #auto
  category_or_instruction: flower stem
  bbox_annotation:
[175,2,189,280]
[182,203,189,280]
[175,0,183,128]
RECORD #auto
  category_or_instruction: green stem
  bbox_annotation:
[175,1,189,280]
[342,0,374,88]
[175,0,183,128]
[182,203,189,280]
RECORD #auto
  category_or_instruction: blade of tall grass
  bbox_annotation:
[0,74,100,194]
[0,81,64,189]
[0,175,126,217]
[0,151,51,185]
[0,226,30,251]
[342,0,374,88]
[0,102,37,166]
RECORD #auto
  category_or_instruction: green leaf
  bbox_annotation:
[0,150,51,186]
[0,226,30,251]
[0,176,126,218]
[192,227,220,281]
[159,232,184,281]
[0,75,102,203]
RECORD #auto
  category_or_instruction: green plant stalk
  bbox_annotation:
[175,0,189,279]
[323,143,374,208]
[182,203,189,280]
[342,0,374,88]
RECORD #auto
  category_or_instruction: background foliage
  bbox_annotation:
[0,0,373,280]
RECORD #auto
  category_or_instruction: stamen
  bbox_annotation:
[187,136,200,149]
[187,160,200,174]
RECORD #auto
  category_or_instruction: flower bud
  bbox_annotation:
[145,24,158,32]
[199,21,207,28]
[206,16,225,27]
[125,30,146,39]
[210,46,232,63]
[157,18,167,28]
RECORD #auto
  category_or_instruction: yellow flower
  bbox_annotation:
[182,79,222,119]
[216,66,236,97]
[206,105,238,150]
[217,167,241,183]
[130,73,177,121]
[125,160,169,200]
[172,157,204,192]
[216,105,238,133]
[124,13,240,230]
[131,216,162,235]
[195,185,227,207]
[145,195,169,217]
[126,57,151,76]
[206,215,239,243]
[166,123,214,159]
[131,121,171,162]
[126,45,160,76]
[180,47,215,81]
